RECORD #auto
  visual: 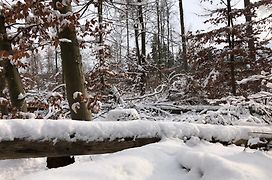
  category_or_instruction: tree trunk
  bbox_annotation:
[0,61,8,115]
[126,0,130,57]
[179,0,188,71]
[0,15,26,112]
[156,1,162,65]
[137,0,146,96]
[134,24,141,65]
[227,0,236,96]
[52,0,91,121]
[50,0,91,168]
[97,0,106,88]
[244,0,255,61]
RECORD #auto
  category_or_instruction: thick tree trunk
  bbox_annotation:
[53,1,91,121]
[0,15,26,112]
[50,0,91,168]
[179,0,188,71]
[0,61,8,115]
[244,0,255,61]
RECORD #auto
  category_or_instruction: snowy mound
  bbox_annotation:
[10,139,272,180]
[106,108,141,121]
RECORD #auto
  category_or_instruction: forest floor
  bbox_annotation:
[0,97,272,180]
[0,138,272,180]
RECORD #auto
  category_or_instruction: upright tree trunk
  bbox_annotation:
[178,0,188,71]
[227,0,236,96]
[97,0,106,88]
[156,1,162,64]
[166,3,171,67]
[52,0,91,121]
[48,0,91,169]
[137,0,146,60]
[0,15,26,112]
[134,24,141,65]
[126,0,130,57]
[137,0,146,95]
[244,0,255,61]
[0,61,8,115]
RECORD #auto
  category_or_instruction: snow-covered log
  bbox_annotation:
[149,103,221,114]
[0,120,271,160]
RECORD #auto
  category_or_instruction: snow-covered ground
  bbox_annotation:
[1,138,271,180]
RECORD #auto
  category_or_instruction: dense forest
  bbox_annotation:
[0,0,271,179]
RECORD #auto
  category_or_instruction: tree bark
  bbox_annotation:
[137,0,146,95]
[126,0,130,57]
[50,0,91,168]
[179,0,188,71]
[52,0,91,121]
[0,15,26,112]
[244,0,256,61]
[227,0,236,96]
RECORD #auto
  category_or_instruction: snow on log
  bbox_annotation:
[0,120,271,160]
[149,103,221,114]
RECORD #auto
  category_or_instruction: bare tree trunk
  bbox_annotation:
[134,24,141,65]
[137,0,146,60]
[49,0,91,168]
[178,0,188,71]
[244,0,255,61]
[0,61,8,115]
[166,3,171,67]
[227,0,236,96]
[156,1,161,65]
[126,0,130,57]
[137,0,146,95]
[52,0,91,121]
[0,15,26,112]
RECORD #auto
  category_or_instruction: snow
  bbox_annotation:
[0,97,8,104]
[266,82,272,89]
[0,139,271,180]
[17,93,26,100]
[59,38,72,43]
[71,102,80,113]
[106,108,141,121]
[73,91,83,100]
[0,120,271,143]
[237,75,267,85]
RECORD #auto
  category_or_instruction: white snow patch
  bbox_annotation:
[12,139,272,180]
[0,120,271,143]
[17,93,26,100]
[106,108,141,121]
[71,102,80,114]
[59,38,72,43]
[237,75,266,85]
[73,91,83,100]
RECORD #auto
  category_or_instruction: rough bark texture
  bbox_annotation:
[0,61,8,115]
[0,138,161,160]
[50,0,91,169]
[226,0,236,96]
[53,1,91,121]
[137,0,146,96]
[0,15,26,112]
[179,0,188,71]
[0,134,270,160]
[244,0,256,61]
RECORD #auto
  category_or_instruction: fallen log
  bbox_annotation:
[0,137,160,160]
[0,120,271,160]
[149,103,221,114]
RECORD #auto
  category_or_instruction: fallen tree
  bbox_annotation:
[0,120,271,160]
